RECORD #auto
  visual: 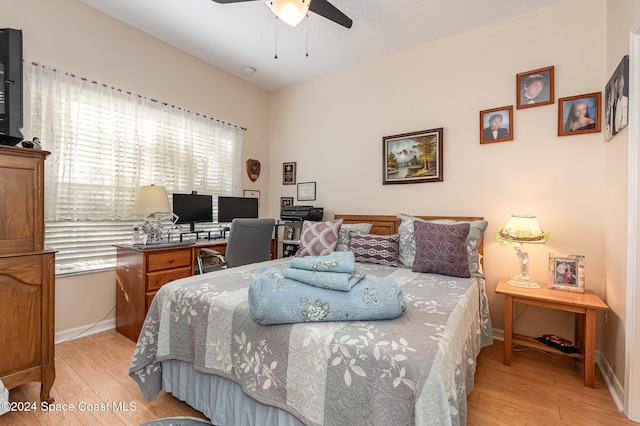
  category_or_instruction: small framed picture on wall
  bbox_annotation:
[604,55,629,141]
[280,197,293,208]
[480,106,513,144]
[558,92,601,136]
[283,162,296,185]
[297,182,316,201]
[516,66,554,109]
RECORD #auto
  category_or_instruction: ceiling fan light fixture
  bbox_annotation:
[266,0,309,27]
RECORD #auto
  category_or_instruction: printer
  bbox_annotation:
[280,205,324,222]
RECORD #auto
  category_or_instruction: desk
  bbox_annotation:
[115,239,276,341]
[495,278,608,387]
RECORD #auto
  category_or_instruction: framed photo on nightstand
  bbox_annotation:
[548,253,585,293]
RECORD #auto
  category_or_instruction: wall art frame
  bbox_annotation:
[604,55,629,141]
[516,66,555,109]
[280,196,293,208]
[480,106,513,144]
[382,128,443,185]
[297,182,316,201]
[283,162,296,185]
[558,92,601,136]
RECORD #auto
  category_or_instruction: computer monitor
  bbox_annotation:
[172,193,213,232]
[217,196,258,223]
[0,28,24,146]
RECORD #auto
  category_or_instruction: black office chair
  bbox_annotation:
[197,218,275,274]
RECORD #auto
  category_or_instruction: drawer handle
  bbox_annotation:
[169,258,174,263]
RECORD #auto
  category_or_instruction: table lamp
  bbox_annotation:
[497,214,547,288]
[132,185,172,244]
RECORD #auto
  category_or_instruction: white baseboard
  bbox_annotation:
[491,328,504,341]
[491,328,624,412]
[596,350,625,412]
[55,318,116,344]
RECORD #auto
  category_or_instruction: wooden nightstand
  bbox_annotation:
[495,278,608,387]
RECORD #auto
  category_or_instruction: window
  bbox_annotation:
[24,62,244,275]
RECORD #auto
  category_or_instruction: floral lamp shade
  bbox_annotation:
[498,215,547,288]
[498,215,546,244]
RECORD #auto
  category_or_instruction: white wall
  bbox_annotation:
[1,0,270,336]
[268,0,607,341]
[2,0,628,392]
[605,0,640,411]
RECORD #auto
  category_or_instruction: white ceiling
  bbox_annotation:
[80,0,562,92]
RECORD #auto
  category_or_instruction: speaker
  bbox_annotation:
[0,28,23,146]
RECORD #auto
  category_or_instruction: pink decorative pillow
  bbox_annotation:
[412,221,470,278]
[295,219,343,257]
[349,232,399,267]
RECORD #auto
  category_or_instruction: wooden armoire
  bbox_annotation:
[0,145,55,402]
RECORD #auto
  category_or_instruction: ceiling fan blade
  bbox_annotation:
[211,0,259,3]
[309,0,352,29]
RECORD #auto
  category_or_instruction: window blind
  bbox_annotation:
[24,62,244,275]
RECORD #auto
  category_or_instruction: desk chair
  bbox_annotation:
[197,218,275,274]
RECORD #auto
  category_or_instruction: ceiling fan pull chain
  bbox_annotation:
[274,16,279,59]
[305,13,309,57]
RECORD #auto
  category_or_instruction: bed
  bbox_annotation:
[129,214,493,426]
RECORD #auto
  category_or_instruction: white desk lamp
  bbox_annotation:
[498,214,547,288]
[132,185,173,244]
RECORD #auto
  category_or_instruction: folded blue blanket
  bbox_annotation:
[289,251,356,274]
[248,267,406,325]
[282,268,365,291]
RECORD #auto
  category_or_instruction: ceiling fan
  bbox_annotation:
[211,0,353,29]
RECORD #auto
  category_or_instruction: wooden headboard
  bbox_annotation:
[334,214,485,259]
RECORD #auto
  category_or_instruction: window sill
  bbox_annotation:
[55,263,116,277]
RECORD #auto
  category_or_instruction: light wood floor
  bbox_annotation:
[1,330,633,425]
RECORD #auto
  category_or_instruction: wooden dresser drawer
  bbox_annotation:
[146,266,192,292]
[146,249,191,272]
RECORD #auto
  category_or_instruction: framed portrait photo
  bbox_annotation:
[516,66,554,109]
[283,162,296,185]
[280,196,293,208]
[604,55,629,141]
[480,106,513,144]
[382,128,443,184]
[558,92,601,136]
[548,254,585,293]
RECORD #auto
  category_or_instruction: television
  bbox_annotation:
[0,28,24,146]
[217,196,258,223]
[172,193,213,232]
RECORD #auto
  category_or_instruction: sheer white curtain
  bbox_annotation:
[24,62,244,273]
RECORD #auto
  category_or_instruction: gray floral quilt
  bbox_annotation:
[129,258,493,426]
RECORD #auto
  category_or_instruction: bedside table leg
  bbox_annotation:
[584,308,596,387]
[503,295,513,366]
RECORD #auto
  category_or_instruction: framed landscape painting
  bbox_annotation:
[383,128,443,185]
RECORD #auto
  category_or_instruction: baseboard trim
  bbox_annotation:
[55,318,116,344]
[596,350,625,412]
[491,328,504,341]
[492,328,624,412]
